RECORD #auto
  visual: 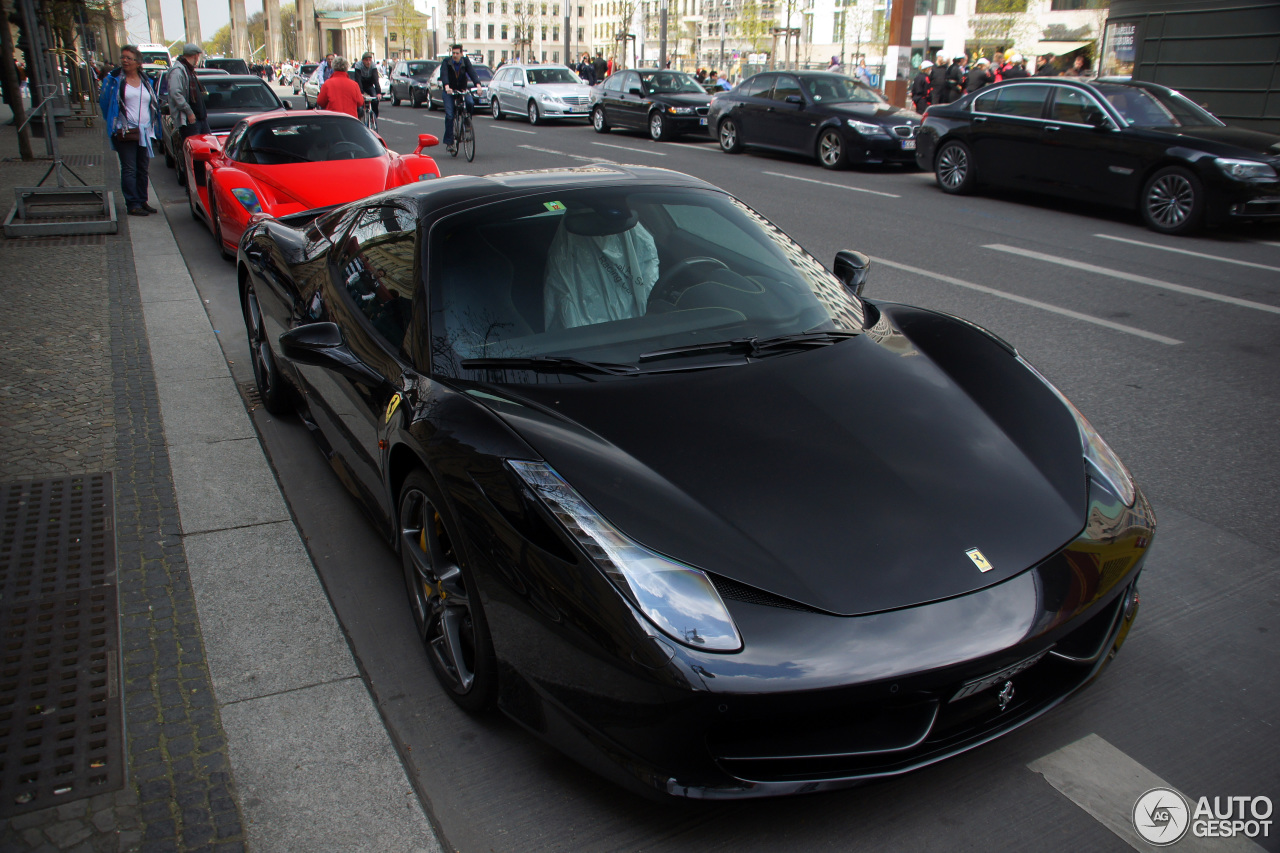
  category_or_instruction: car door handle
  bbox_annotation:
[1044,125,1061,132]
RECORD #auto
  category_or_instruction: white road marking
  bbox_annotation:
[376,117,416,126]
[1029,734,1265,852]
[873,257,1182,345]
[491,125,537,134]
[1095,233,1280,274]
[518,144,615,163]
[763,171,901,199]
[985,244,1280,316]
[1256,240,1280,249]
[592,141,667,156]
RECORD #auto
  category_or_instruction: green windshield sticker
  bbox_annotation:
[544,201,566,211]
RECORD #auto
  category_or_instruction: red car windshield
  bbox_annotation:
[237,117,384,164]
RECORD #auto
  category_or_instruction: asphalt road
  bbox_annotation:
[149,88,1280,852]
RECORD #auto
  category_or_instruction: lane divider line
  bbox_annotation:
[518,144,615,163]
[985,244,1280,316]
[764,171,901,198]
[873,256,1182,345]
[1095,233,1280,274]
[592,141,667,156]
[491,125,537,134]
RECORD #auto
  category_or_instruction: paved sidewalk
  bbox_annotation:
[1,107,441,852]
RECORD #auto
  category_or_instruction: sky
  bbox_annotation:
[124,0,266,46]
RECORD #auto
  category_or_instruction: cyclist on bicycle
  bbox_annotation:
[441,44,481,155]
[353,51,380,126]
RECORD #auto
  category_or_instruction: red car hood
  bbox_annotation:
[243,157,392,212]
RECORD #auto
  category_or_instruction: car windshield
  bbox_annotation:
[206,59,249,74]
[638,71,704,94]
[139,51,169,66]
[407,62,436,75]
[528,67,581,85]
[474,66,493,81]
[430,185,864,380]
[241,117,383,164]
[801,76,886,105]
[1092,84,1222,128]
[202,80,279,111]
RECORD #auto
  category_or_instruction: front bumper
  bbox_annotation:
[537,101,593,118]
[487,481,1156,799]
[848,129,919,164]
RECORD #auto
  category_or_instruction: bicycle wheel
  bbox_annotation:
[450,112,462,157]
[461,115,475,162]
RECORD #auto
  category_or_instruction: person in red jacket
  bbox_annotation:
[317,56,362,117]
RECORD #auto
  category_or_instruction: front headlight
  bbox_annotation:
[509,460,742,652]
[1215,158,1277,182]
[846,119,888,136]
[230,187,262,214]
[540,93,563,104]
[667,106,696,114]
[1021,360,1136,506]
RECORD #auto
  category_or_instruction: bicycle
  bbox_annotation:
[360,94,378,132]
[450,92,475,162]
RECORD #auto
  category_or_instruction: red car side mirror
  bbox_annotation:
[414,134,440,155]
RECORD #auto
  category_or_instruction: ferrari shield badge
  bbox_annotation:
[384,393,402,424]
[965,548,993,573]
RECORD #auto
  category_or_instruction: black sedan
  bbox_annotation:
[161,75,287,182]
[591,69,712,140]
[237,164,1152,799]
[916,77,1280,234]
[709,71,921,168]
[388,59,440,108]
[427,63,493,112]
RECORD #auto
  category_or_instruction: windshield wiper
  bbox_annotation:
[460,356,640,376]
[639,329,857,362]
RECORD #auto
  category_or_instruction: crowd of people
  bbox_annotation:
[911,50,1090,112]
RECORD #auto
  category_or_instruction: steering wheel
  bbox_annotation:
[330,141,364,159]
[647,257,729,309]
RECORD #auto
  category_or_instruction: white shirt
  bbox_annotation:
[122,78,152,137]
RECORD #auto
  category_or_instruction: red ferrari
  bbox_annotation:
[184,110,441,257]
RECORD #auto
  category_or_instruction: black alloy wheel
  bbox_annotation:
[592,105,610,133]
[186,180,199,220]
[527,100,541,125]
[818,128,848,170]
[935,140,976,194]
[391,87,401,107]
[242,282,289,414]
[719,117,742,153]
[176,147,188,186]
[399,470,497,712]
[411,89,423,108]
[1141,165,1204,235]
[491,97,503,119]
[163,135,175,168]
[649,110,670,142]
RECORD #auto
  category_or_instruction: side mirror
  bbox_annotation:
[784,94,804,106]
[834,250,871,296]
[279,323,385,387]
[514,79,525,87]
[628,86,642,96]
[1086,108,1109,129]
[282,101,292,110]
[413,133,439,154]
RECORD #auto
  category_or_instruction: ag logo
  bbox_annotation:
[1133,787,1190,846]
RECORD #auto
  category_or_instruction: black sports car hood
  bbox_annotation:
[1147,124,1280,159]
[480,310,1087,616]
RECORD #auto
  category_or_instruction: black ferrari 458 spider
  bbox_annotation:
[236,164,1154,799]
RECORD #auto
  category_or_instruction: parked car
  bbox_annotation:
[235,162,1152,800]
[302,73,321,109]
[591,69,711,140]
[389,59,440,108]
[153,65,229,99]
[428,63,493,112]
[916,76,1280,235]
[490,63,593,124]
[205,57,250,75]
[161,74,286,180]
[708,71,921,168]
[184,111,440,258]
[293,63,318,94]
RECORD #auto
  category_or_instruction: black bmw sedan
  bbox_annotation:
[237,164,1152,799]
[591,69,712,140]
[708,71,921,168]
[916,77,1280,234]
[388,59,440,108]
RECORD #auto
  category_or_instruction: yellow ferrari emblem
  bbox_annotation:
[384,393,402,424]
[965,548,994,573]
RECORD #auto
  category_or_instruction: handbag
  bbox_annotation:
[113,127,140,143]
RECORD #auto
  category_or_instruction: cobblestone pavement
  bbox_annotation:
[1,109,247,852]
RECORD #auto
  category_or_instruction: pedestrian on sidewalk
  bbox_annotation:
[911,60,933,113]
[100,45,162,216]
[167,43,209,138]
[966,57,992,94]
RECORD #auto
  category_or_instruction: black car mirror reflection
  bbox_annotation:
[279,322,385,387]
[784,94,804,106]
[834,250,871,296]
[628,87,643,96]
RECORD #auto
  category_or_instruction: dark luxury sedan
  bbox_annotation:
[389,59,440,108]
[916,77,1280,234]
[161,75,287,181]
[709,71,921,168]
[428,62,494,112]
[591,69,712,140]
[236,164,1152,799]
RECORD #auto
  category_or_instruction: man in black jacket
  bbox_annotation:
[929,54,950,105]
[911,61,933,113]
[353,52,381,125]
[1002,53,1030,79]
[966,57,991,94]
[946,55,965,102]
[441,44,482,152]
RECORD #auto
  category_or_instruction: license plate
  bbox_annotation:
[700,117,708,126]
[573,105,589,112]
[949,650,1048,702]
[901,138,916,150]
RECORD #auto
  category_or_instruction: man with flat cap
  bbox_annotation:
[167,43,209,138]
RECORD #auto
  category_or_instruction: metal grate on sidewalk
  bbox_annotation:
[0,475,123,817]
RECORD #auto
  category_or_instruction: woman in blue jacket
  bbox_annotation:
[99,45,163,216]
